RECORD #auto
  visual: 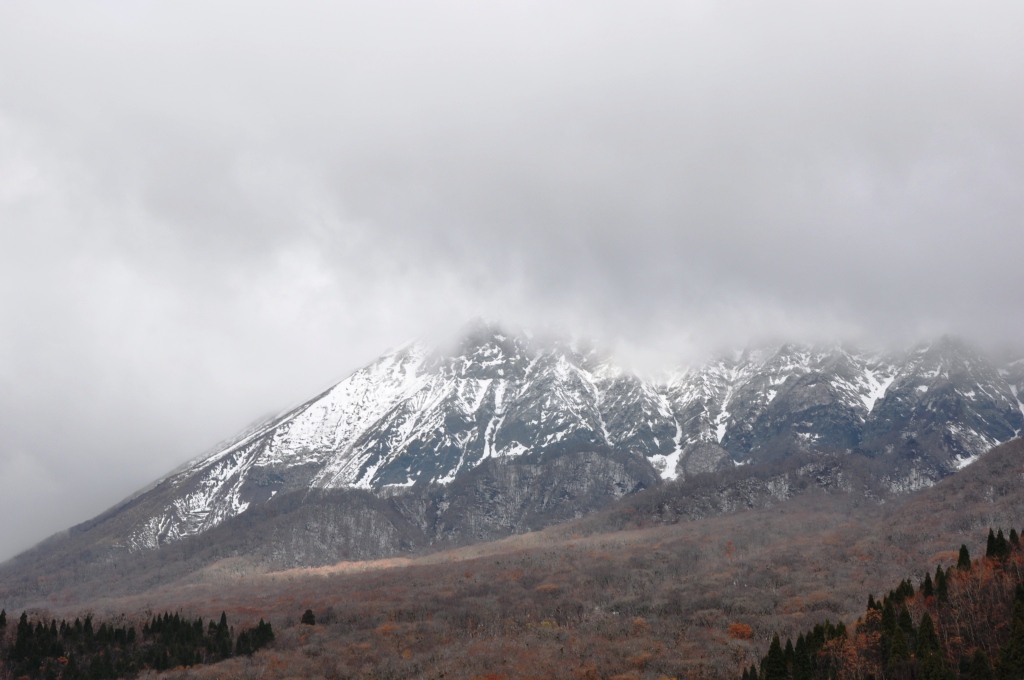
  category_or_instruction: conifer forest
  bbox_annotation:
[745,529,1024,680]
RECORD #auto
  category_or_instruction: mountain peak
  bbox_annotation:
[51,330,1023,556]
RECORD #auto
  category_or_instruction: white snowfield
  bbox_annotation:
[125,334,1024,551]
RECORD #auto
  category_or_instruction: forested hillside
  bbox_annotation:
[3,440,1022,679]
[0,610,272,679]
[747,529,1024,679]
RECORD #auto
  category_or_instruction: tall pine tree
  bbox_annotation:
[935,565,950,602]
[917,612,954,680]
[897,605,916,653]
[922,572,935,598]
[793,633,813,680]
[763,634,788,680]
[970,649,994,680]
[888,626,911,676]
[997,529,1010,559]
[959,544,972,570]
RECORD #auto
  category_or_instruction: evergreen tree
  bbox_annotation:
[970,649,994,680]
[988,529,997,558]
[888,626,911,672]
[959,544,972,570]
[252,619,274,650]
[1011,528,1020,547]
[0,608,5,629]
[235,630,253,656]
[995,530,1010,559]
[301,609,316,626]
[793,634,813,680]
[881,599,897,640]
[899,579,915,600]
[203,611,233,659]
[936,566,949,602]
[784,637,795,673]
[922,572,935,598]
[898,605,916,652]
[763,634,787,680]
[12,612,33,668]
[917,613,940,656]
[867,594,876,611]
[917,618,954,680]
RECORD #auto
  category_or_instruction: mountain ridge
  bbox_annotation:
[2,326,1023,611]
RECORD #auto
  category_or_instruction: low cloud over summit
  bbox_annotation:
[2,1,1023,560]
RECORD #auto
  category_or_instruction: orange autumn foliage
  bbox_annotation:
[728,623,754,640]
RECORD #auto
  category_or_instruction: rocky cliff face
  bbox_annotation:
[120,327,685,552]
[667,337,1023,485]
[115,329,1024,554]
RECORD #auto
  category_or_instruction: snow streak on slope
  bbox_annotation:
[860,368,896,413]
[124,332,1024,551]
[128,346,431,548]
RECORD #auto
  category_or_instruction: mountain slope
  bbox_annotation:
[13,438,1024,680]
[121,329,682,552]
[2,327,1022,609]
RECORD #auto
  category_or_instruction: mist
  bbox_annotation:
[2,1,1023,561]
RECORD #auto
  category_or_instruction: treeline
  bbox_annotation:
[745,528,1024,680]
[0,609,273,679]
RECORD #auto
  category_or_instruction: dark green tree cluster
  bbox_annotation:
[985,528,1018,561]
[6,612,139,679]
[866,595,956,679]
[235,619,274,656]
[864,567,961,679]
[142,611,229,669]
[741,530,1024,680]
[741,620,847,680]
[1,610,273,679]
[918,567,951,601]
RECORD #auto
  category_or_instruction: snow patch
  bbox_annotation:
[954,454,980,470]
[861,369,895,412]
[650,418,685,481]
[1010,385,1024,421]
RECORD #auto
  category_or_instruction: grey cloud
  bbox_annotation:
[2,0,1024,559]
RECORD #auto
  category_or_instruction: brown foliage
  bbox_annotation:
[728,623,754,640]
[15,439,1024,680]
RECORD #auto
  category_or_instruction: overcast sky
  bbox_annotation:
[1,1,1023,561]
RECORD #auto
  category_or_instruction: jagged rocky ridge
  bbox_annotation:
[2,327,1023,604]
[120,328,1023,552]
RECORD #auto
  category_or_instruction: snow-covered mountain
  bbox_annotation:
[121,327,1024,552]
[126,328,677,549]
[672,337,1022,463]
[4,326,1024,611]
